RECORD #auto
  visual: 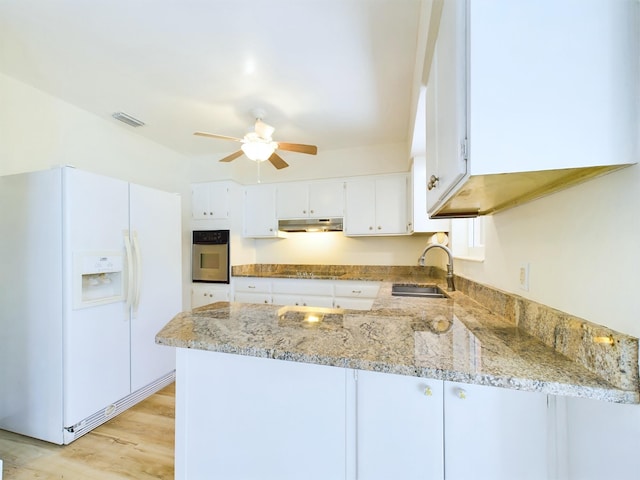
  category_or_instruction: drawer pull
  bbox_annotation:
[352,290,362,294]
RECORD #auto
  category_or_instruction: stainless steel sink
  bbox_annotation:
[391,284,447,299]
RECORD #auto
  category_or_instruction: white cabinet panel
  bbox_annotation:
[243,185,278,237]
[272,294,334,308]
[334,282,380,298]
[356,370,444,480]
[191,182,229,220]
[177,349,348,480]
[277,181,344,219]
[191,284,230,309]
[308,181,344,217]
[444,382,549,480]
[426,0,637,217]
[344,174,410,236]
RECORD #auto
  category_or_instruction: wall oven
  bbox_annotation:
[191,230,230,283]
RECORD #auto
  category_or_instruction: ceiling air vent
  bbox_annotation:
[112,111,145,127]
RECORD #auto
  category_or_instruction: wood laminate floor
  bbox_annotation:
[0,383,175,479]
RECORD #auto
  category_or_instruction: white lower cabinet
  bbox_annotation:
[443,381,550,480]
[176,350,554,480]
[176,349,348,480]
[334,281,380,310]
[190,284,230,309]
[271,278,335,308]
[233,277,272,304]
[355,370,444,480]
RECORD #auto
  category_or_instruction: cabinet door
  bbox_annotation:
[375,175,409,234]
[276,183,309,218]
[191,284,230,309]
[191,182,229,220]
[177,349,348,480]
[309,181,344,217]
[427,0,467,212]
[356,370,444,480]
[344,179,376,235]
[243,185,278,237]
[444,382,549,480]
[191,183,210,220]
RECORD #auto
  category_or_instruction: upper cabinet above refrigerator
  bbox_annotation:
[425,0,639,218]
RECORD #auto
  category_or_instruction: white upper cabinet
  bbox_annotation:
[426,0,638,217]
[243,184,278,238]
[191,182,230,220]
[344,174,410,236]
[277,181,344,219]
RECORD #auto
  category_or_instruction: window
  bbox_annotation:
[451,217,485,261]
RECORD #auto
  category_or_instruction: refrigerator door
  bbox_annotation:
[63,168,131,428]
[129,183,181,391]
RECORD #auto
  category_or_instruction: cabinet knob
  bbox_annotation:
[424,386,433,397]
[310,209,314,214]
[203,211,208,215]
[456,388,467,400]
[377,226,382,230]
[369,226,373,230]
[427,175,440,191]
[303,210,307,214]
[209,211,213,215]
[269,228,273,232]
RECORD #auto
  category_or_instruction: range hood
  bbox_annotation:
[278,218,343,232]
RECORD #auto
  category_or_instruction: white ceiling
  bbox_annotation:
[0,0,425,160]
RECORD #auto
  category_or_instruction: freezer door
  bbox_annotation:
[63,168,131,428]
[129,183,181,391]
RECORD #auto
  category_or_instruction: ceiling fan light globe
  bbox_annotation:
[241,141,277,161]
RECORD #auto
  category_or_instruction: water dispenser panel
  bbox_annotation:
[73,252,125,309]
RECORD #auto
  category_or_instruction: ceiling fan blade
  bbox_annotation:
[277,142,318,155]
[219,150,244,163]
[268,152,289,169]
[194,131,243,142]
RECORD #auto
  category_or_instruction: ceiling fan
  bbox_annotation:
[194,111,318,170]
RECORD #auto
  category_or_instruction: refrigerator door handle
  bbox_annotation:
[132,230,143,315]
[123,230,135,310]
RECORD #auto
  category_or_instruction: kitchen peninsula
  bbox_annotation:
[157,265,639,479]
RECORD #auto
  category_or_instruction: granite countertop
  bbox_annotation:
[157,265,639,404]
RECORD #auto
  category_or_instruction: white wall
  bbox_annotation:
[453,163,640,479]
[189,142,411,185]
[0,72,193,307]
[454,164,639,339]
[254,232,443,266]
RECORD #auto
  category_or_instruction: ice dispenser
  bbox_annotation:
[73,252,125,309]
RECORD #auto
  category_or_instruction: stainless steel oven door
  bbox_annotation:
[192,243,229,283]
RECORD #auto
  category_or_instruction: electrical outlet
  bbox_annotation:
[519,263,530,291]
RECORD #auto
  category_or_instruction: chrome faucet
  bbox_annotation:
[418,244,455,291]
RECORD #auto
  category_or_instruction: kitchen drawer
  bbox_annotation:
[234,292,272,304]
[333,297,376,310]
[271,279,334,296]
[234,277,272,293]
[272,294,334,308]
[334,282,380,298]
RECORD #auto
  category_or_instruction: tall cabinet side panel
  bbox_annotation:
[129,183,181,391]
[0,169,65,444]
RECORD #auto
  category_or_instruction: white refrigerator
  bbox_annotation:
[0,166,181,444]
